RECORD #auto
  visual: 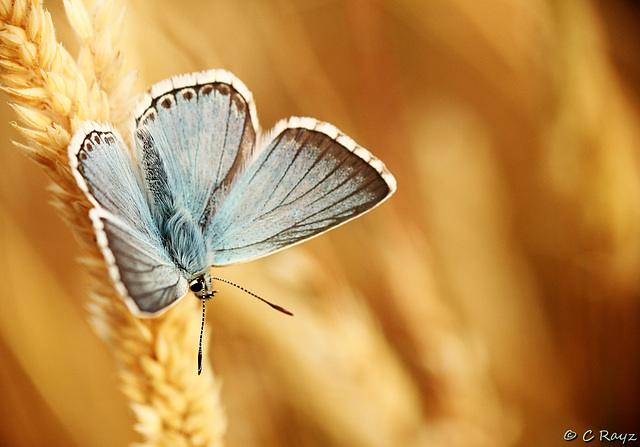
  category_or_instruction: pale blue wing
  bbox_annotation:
[132,70,258,231]
[206,118,397,266]
[69,122,188,317]
[69,122,153,236]
[90,208,188,316]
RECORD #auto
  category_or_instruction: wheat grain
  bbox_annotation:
[1,0,226,445]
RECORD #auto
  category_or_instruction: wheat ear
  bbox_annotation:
[0,0,226,445]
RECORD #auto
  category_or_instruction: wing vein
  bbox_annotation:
[215,163,382,252]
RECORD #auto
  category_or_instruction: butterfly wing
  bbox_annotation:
[206,117,396,266]
[131,69,258,231]
[89,208,189,315]
[69,122,188,317]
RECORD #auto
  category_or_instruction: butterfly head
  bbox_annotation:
[188,274,216,300]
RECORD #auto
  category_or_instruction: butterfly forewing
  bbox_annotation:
[207,118,396,266]
[71,125,153,236]
[133,71,257,231]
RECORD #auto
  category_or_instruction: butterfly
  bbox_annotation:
[68,69,396,373]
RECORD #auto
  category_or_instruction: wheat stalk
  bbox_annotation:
[0,0,226,445]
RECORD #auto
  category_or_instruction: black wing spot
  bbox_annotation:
[139,109,157,126]
[160,96,174,109]
[182,90,194,101]
[215,82,232,96]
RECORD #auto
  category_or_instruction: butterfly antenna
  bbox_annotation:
[211,276,293,316]
[198,297,205,375]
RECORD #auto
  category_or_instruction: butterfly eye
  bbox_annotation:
[189,280,203,293]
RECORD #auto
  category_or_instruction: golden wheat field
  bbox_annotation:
[1,0,639,446]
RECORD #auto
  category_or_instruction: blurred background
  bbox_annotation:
[1,0,639,446]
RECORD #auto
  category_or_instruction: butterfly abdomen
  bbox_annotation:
[161,207,208,276]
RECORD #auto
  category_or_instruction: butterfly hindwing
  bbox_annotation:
[132,70,258,232]
[206,117,396,266]
[90,208,188,315]
[69,123,188,316]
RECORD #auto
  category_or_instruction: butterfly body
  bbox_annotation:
[69,69,396,317]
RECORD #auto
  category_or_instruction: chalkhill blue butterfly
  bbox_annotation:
[69,69,396,373]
